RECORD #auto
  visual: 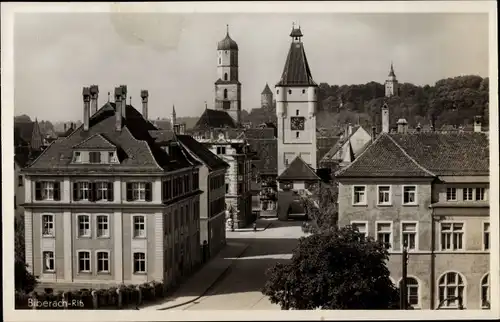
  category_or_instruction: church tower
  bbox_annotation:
[261,83,273,109]
[214,25,241,126]
[385,62,398,97]
[276,25,318,176]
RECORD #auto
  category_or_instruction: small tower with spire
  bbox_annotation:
[214,24,241,126]
[385,62,399,98]
[170,105,177,129]
[261,83,273,109]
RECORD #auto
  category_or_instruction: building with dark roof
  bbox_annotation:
[335,122,490,309]
[176,134,229,259]
[14,119,44,152]
[21,86,205,289]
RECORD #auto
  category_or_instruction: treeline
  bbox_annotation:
[242,75,489,130]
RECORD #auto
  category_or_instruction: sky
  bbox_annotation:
[14,12,489,122]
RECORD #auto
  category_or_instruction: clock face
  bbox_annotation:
[290,117,305,131]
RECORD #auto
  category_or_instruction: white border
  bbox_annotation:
[480,272,490,309]
[482,220,490,251]
[132,251,148,275]
[350,220,369,238]
[76,249,92,274]
[2,1,498,321]
[375,220,393,251]
[41,250,56,273]
[352,185,368,206]
[76,214,92,239]
[95,250,111,274]
[402,184,418,206]
[40,213,55,238]
[95,214,110,238]
[132,215,147,239]
[376,184,392,206]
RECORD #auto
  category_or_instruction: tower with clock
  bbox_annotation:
[275,25,318,176]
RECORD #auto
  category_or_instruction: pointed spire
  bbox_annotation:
[172,104,176,115]
[205,101,208,109]
[129,96,132,105]
[388,61,396,77]
[226,24,229,35]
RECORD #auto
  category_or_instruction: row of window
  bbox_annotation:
[42,250,146,274]
[353,185,418,206]
[446,187,487,201]
[276,89,317,95]
[73,151,118,164]
[41,214,146,239]
[210,197,225,217]
[397,272,490,309]
[34,177,200,202]
[216,146,227,155]
[351,221,490,251]
[209,174,225,191]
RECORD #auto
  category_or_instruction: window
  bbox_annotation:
[446,188,457,201]
[462,188,473,201]
[96,182,113,201]
[78,215,91,237]
[296,132,300,138]
[42,251,55,272]
[352,186,366,205]
[377,186,391,205]
[126,182,152,202]
[96,251,110,273]
[218,57,221,64]
[35,181,61,201]
[108,151,116,163]
[351,222,367,238]
[42,215,55,237]
[277,90,279,94]
[481,274,490,309]
[133,252,146,273]
[476,188,486,201]
[223,89,228,99]
[401,222,418,250]
[96,215,109,237]
[216,146,226,155]
[192,172,199,190]
[483,222,490,250]
[133,216,146,238]
[302,89,306,94]
[80,182,91,201]
[89,151,101,164]
[296,110,299,116]
[376,222,392,249]
[403,186,417,205]
[78,251,91,273]
[399,277,419,308]
[438,272,465,308]
[224,73,228,81]
[18,175,23,187]
[440,222,464,251]
[225,183,229,194]
[288,89,292,94]
[73,151,81,162]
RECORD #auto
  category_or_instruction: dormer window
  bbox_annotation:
[89,152,101,164]
[73,151,81,163]
[108,151,117,163]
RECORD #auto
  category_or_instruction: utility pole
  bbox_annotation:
[400,240,409,309]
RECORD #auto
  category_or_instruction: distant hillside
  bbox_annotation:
[242,75,489,130]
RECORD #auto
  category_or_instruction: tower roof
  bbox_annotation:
[388,62,396,77]
[217,25,239,51]
[261,83,273,95]
[276,26,316,87]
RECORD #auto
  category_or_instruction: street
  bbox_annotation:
[177,219,307,310]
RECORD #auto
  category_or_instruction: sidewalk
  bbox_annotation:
[141,241,250,310]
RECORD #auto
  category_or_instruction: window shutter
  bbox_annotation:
[145,182,152,202]
[35,182,42,200]
[53,182,61,201]
[73,182,80,201]
[89,182,95,202]
[126,183,133,201]
[107,182,114,201]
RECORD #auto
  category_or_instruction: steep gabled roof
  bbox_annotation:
[25,102,195,173]
[336,134,435,178]
[278,156,320,181]
[193,109,236,130]
[261,83,273,95]
[73,133,116,150]
[276,39,317,87]
[176,134,229,171]
[389,132,489,176]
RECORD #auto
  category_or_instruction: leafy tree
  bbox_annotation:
[15,217,38,293]
[302,183,338,233]
[262,226,400,310]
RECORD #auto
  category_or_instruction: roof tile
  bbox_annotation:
[278,156,320,181]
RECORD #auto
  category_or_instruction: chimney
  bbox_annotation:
[120,85,128,118]
[114,87,123,131]
[416,123,422,133]
[371,126,377,140]
[397,118,408,134]
[173,124,180,134]
[347,123,353,137]
[82,87,91,131]
[474,115,482,132]
[381,103,390,133]
[90,85,99,115]
[141,90,149,120]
